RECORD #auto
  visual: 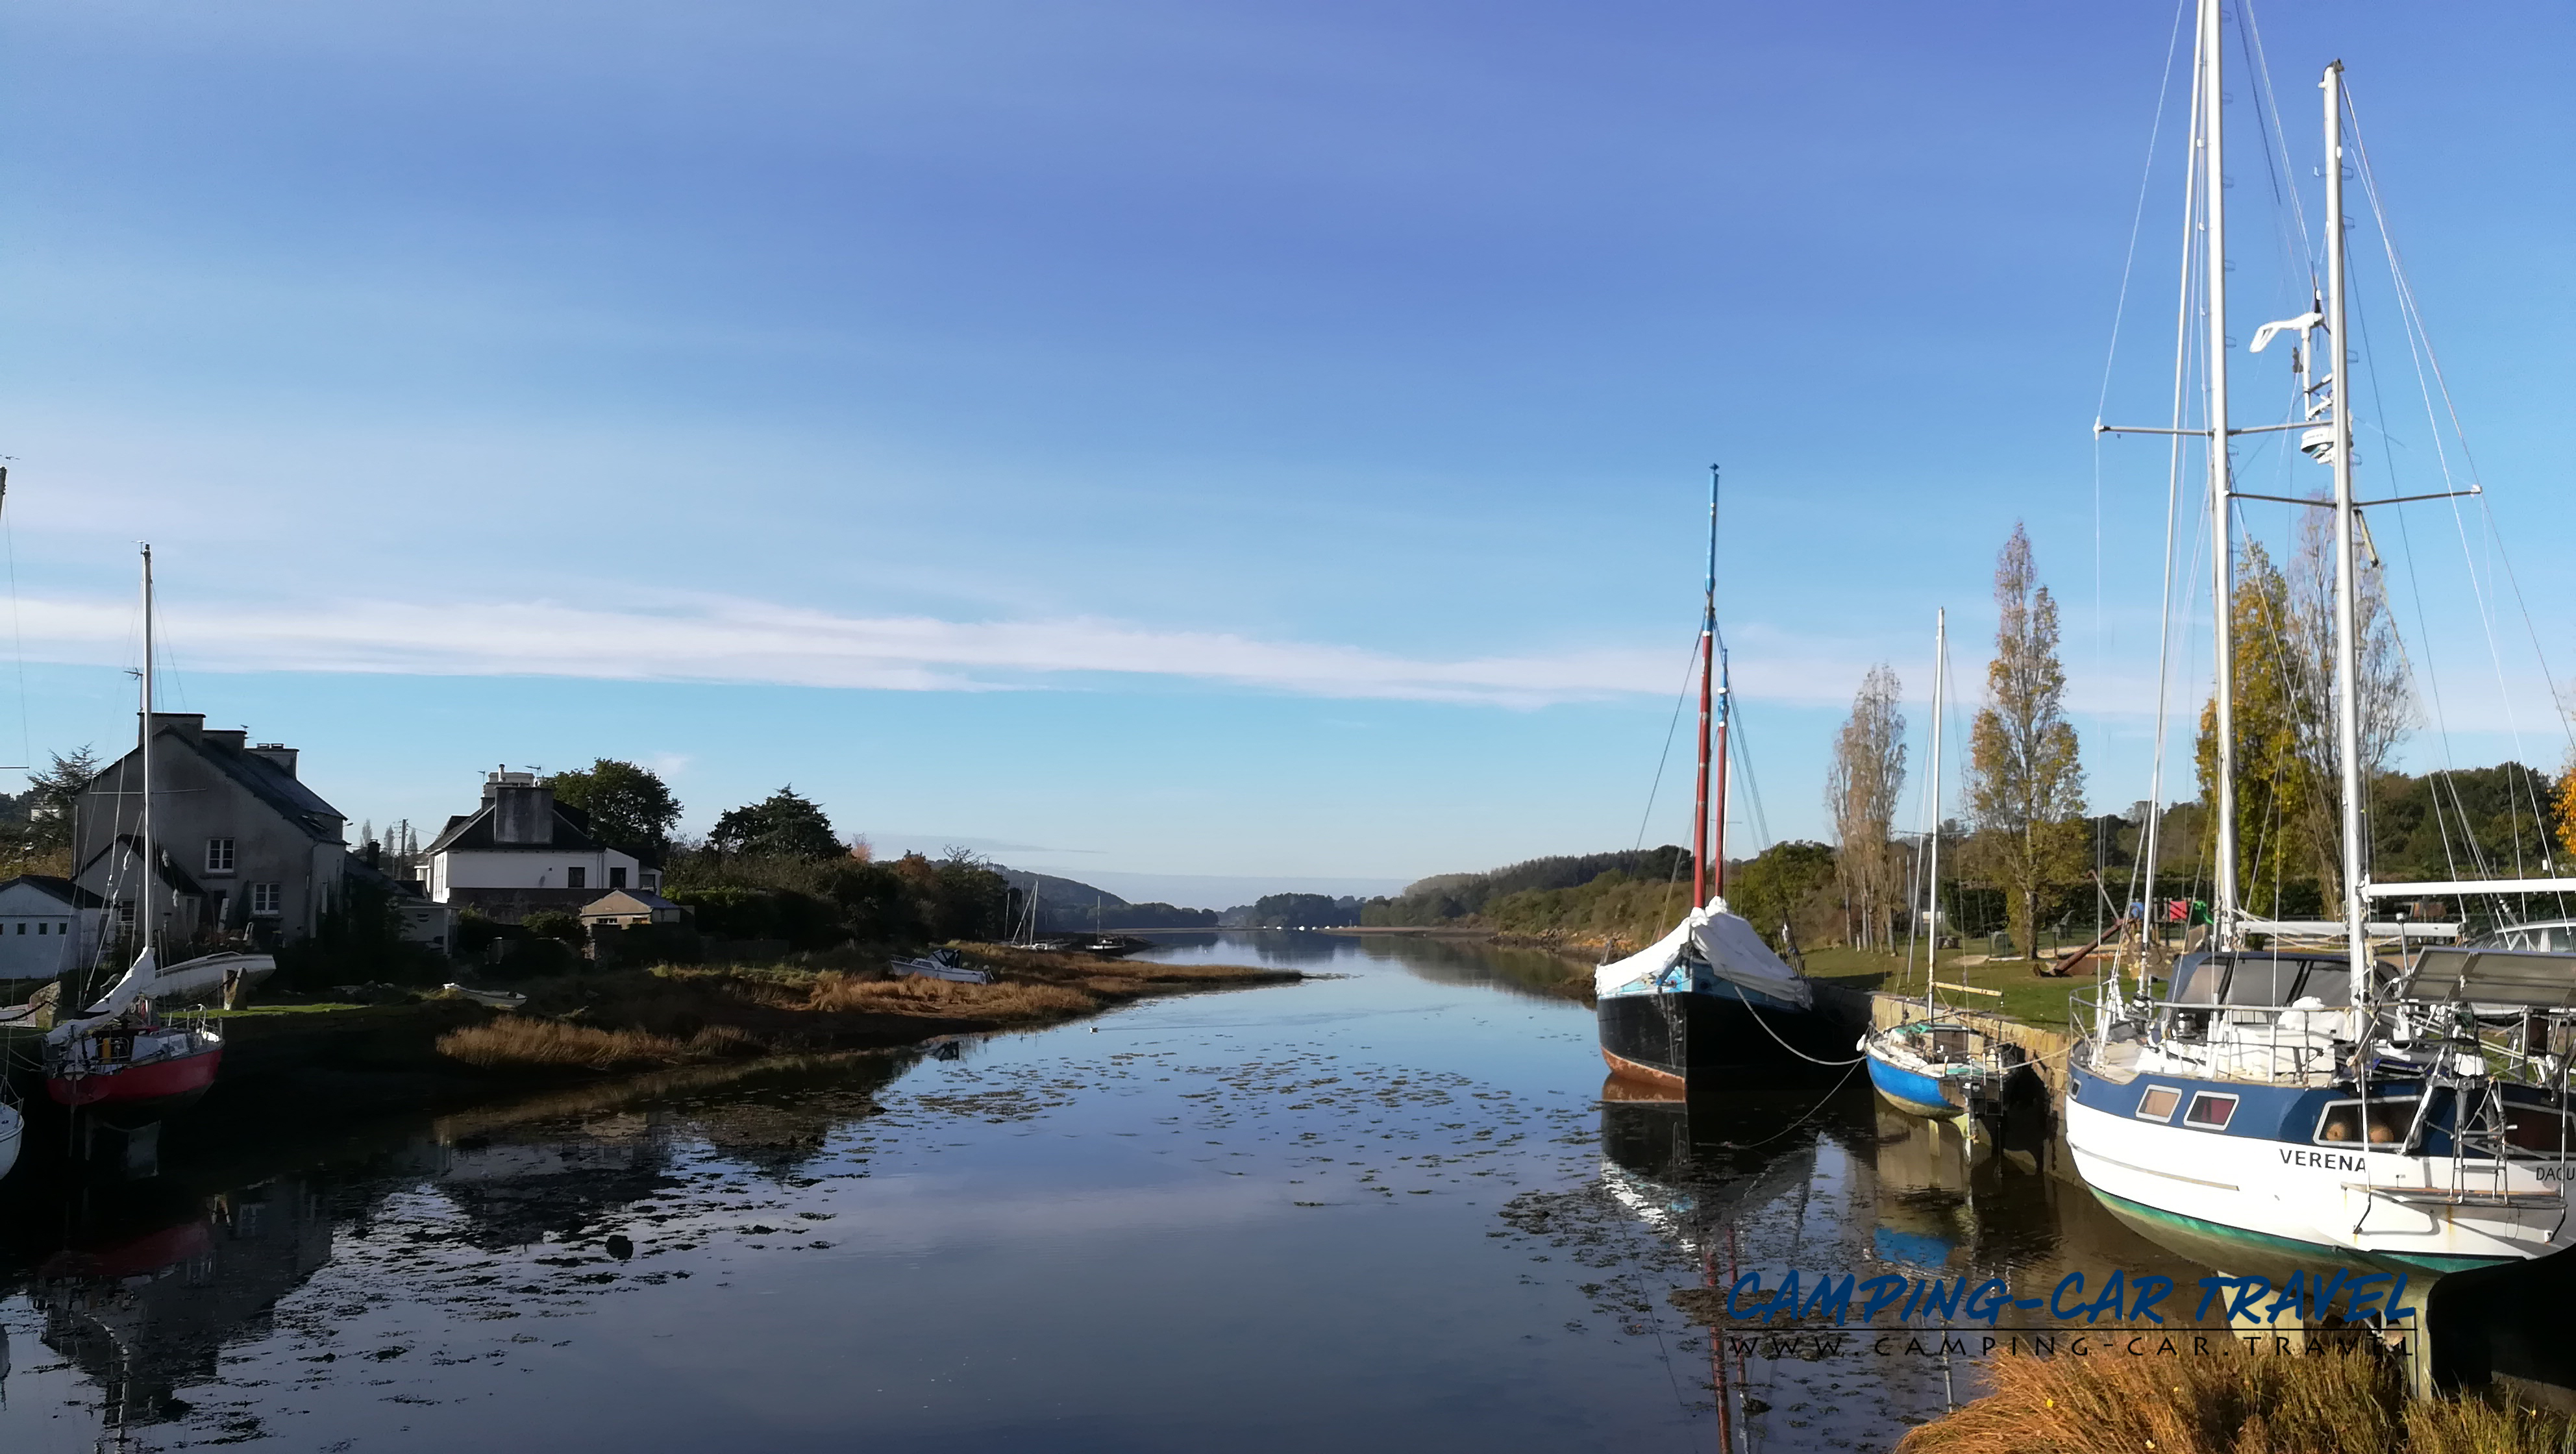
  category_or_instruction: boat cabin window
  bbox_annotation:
[2170,954,2225,1005]
[2293,965,2352,1009]
[2314,1096,2423,1148]
[2222,955,2318,1007]
[2183,1092,2238,1129]
[2505,1105,2573,1156]
[2135,1086,2181,1122]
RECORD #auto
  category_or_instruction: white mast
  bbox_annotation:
[138,543,156,964]
[2322,62,2367,972]
[1925,609,1946,1001]
[2199,0,2240,946]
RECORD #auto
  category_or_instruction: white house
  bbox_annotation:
[0,874,105,981]
[423,771,660,922]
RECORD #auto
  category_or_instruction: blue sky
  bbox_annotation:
[1,1,2569,907]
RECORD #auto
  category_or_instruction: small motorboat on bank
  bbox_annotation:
[893,948,993,985]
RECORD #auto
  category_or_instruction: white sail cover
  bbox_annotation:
[1592,901,1813,1009]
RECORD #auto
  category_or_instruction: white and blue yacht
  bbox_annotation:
[2067,10,2575,1273]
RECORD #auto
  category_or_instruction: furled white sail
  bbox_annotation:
[45,948,277,1045]
[1593,900,1812,1009]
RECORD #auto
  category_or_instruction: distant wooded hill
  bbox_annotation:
[1365,848,1693,926]
[996,869,1219,930]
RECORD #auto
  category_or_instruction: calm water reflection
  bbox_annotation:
[0,932,2232,1451]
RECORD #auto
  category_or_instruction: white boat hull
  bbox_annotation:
[2063,1090,2573,1273]
[0,1102,21,1184]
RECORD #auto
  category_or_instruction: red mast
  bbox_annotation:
[1691,465,1720,909]
[1692,620,1712,909]
[1713,649,1730,903]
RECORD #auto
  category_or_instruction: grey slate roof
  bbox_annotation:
[425,798,610,856]
[0,873,106,909]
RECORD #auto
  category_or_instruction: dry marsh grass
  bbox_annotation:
[431,943,1287,1073]
[804,972,1092,1021]
[436,1018,756,1070]
[1898,1347,2568,1454]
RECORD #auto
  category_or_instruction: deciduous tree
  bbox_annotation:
[708,786,843,860]
[1964,524,2086,959]
[1826,665,1907,950]
[546,759,683,857]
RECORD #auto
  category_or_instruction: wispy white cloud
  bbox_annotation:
[18,590,1700,707]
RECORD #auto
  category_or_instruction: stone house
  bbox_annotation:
[72,715,357,950]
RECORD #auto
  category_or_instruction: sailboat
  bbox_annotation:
[42,547,257,1118]
[1595,469,1822,1089]
[2065,7,2575,1272]
[1863,610,2023,1122]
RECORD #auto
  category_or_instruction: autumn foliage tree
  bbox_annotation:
[2196,519,2414,913]
[1963,524,2086,959]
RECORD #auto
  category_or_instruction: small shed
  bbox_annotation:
[578,889,684,927]
[0,874,104,980]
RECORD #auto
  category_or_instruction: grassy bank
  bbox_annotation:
[1797,946,2094,1028]
[430,944,1295,1074]
[1898,1346,2566,1454]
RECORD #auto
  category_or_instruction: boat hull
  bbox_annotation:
[1864,1050,1967,1120]
[2064,1059,2571,1273]
[47,1044,222,1118]
[0,1103,19,1183]
[1596,983,1826,1090]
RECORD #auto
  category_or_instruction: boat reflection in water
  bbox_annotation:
[1594,1071,2225,1447]
[29,1177,334,1433]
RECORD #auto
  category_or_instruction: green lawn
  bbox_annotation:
[1798,944,2097,1029]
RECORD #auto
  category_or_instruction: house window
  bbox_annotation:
[250,883,282,917]
[641,872,659,892]
[566,867,587,890]
[610,867,627,889]
[2135,1086,2181,1122]
[205,837,236,874]
[2183,1092,2238,1130]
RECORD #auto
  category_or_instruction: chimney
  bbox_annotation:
[147,712,207,745]
[489,773,554,846]
[249,743,299,778]
[203,728,248,752]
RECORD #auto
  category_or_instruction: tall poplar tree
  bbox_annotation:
[1964,524,2086,959]
[1826,665,1907,951]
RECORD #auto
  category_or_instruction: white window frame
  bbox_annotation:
[249,882,282,918]
[204,837,236,874]
[2134,1085,2182,1122]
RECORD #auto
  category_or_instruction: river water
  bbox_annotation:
[0,932,2230,1453]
